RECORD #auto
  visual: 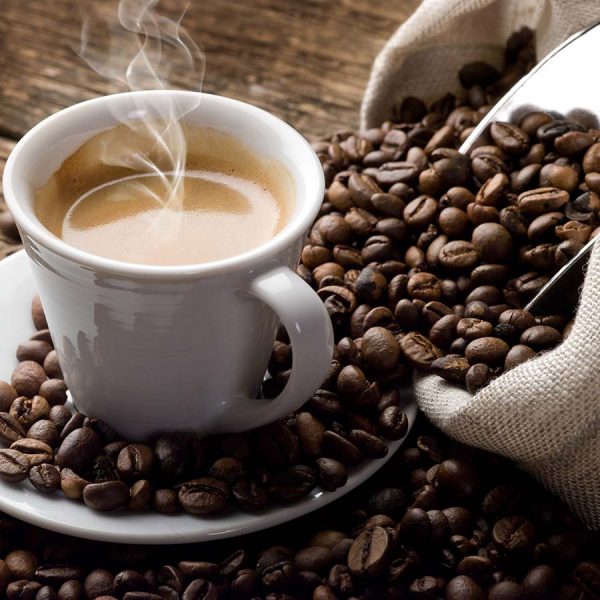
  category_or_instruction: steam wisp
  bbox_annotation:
[77,0,205,230]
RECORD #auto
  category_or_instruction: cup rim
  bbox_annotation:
[3,91,324,279]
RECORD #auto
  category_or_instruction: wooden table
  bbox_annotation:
[0,0,418,257]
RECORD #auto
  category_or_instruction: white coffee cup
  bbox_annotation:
[3,91,334,440]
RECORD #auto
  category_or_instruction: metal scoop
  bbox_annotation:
[459,22,600,316]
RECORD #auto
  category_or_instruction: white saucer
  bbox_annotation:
[0,250,417,545]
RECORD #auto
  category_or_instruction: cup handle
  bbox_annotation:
[215,265,334,433]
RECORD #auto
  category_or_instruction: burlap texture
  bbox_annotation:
[363,0,600,528]
[361,0,599,129]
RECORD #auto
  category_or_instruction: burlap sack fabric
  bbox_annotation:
[361,0,600,528]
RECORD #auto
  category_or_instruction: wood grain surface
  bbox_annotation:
[0,0,419,141]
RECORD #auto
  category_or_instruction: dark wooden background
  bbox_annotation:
[0,0,419,256]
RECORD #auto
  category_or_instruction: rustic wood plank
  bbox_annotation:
[0,0,419,140]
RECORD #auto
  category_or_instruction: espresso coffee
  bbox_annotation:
[34,123,294,266]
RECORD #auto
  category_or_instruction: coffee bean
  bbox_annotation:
[153,489,179,513]
[472,223,512,262]
[11,361,47,398]
[315,458,347,492]
[360,327,400,372]
[457,318,494,340]
[269,465,316,502]
[0,449,30,482]
[29,464,60,493]
[56,428,103,475]
[430,355,470,384]
[10,438,53,466]
[31,295,48,330]
[36,380,68,408]
[446,575,486,600]
[43,351,63,379]
[348,429,388,458]
[60,468,90,500]
[466,363,493,394]
[520,325,562,350]
[10,395,49,428]
[177,478,229,515]
[379,406,409,440]
[16,341,52,365]
[504,344,536,370]
[35,565,85,586]
[518,187,569,214]
[492,516,536,552]
[0,412,25,444]
[465,337,510,365]
[321,431,362,466]
[116,445,154,479]
[82,481,129,511]
[354,267,387,304]
[438,240,479,269]
[26,420,58,448]
[347,526,390,577]
[399,332,443,368]
[490,122,529,154]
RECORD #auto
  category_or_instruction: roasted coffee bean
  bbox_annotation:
[16,341,52,365]
[26,420,59,448]
[29,464,60,493]
[457,318,494,340]
[177,478,229,515]
[49,405,71,433]
[10,395,49,428]
[518,187,569,215]
[439,240,479,269]
[10,438,53,466]
[117,445,154,479]
[316,458,348,492]
[520,325,562,350]
[0,412,25,444]
[321,431,362,466]
[472,223,512,262]
[60,468,89,500]
[269,465,316,502]
[11,361,47,398]
[379,406,409,440]
[505,344,537,370]
[466,363,493,394]
[153,488,179,513]
[128,480,152,511]
[31,294,48,330]
[399,332,443,368]
[348,429,388,458]
[43,351,63,379]
[354,267,387,304]
[56,428,103,475]
[492,516,536,552]
[83,481,129,511]
[465,337,510,365]
[360,327,400,372]
[490,122,529,154]
[0,448,30,482]
[430,355,470,384]
[347,526,390,577]
[0,381,18,413]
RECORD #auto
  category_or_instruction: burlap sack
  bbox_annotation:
[361,0,599,130]
[361,0,600,528]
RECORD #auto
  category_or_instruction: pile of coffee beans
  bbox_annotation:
[302,28,600,393]
[0,421,598,599]
[0,292,411,514]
